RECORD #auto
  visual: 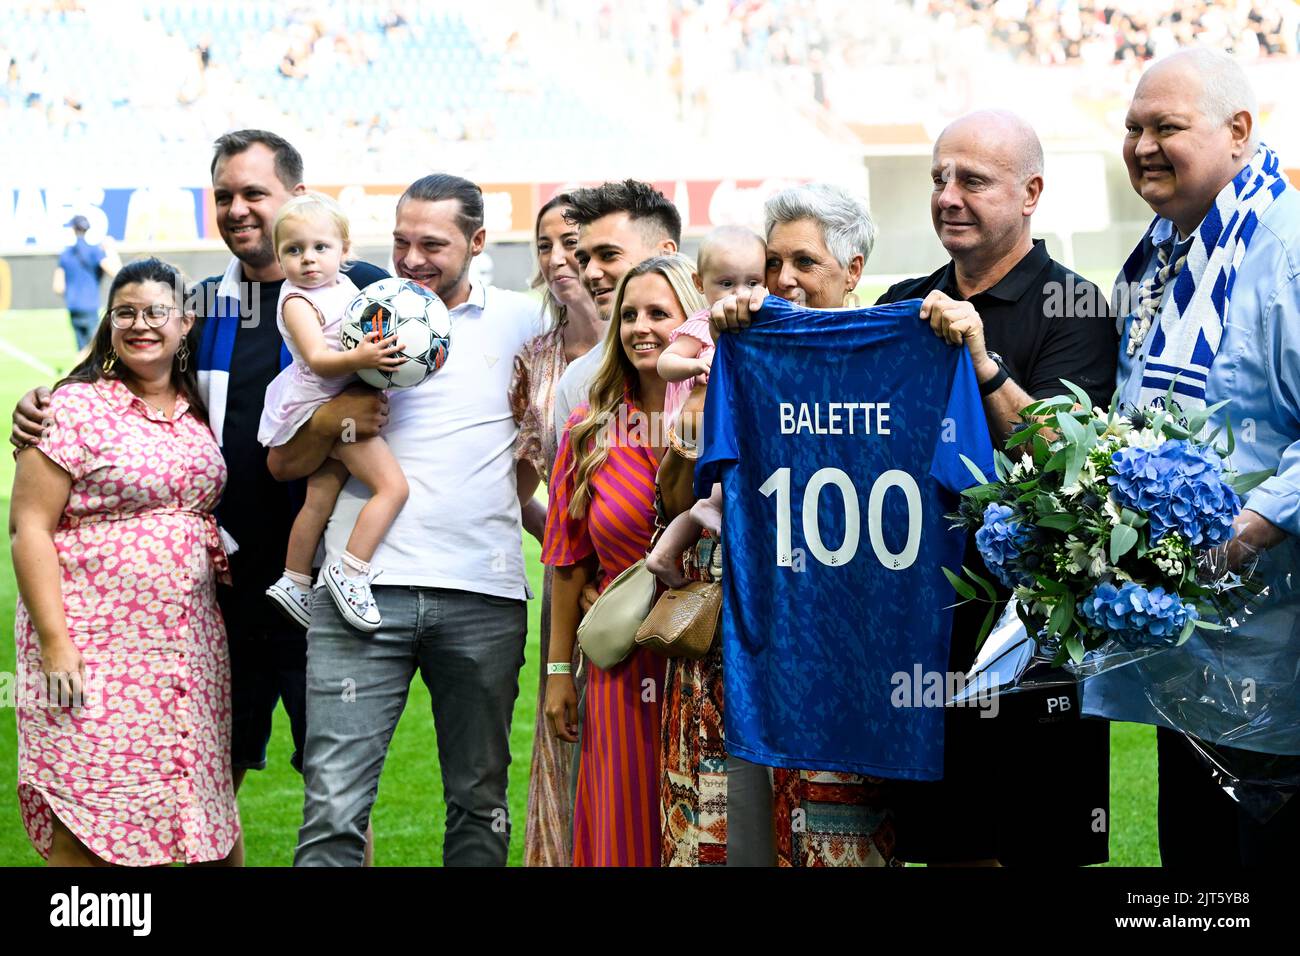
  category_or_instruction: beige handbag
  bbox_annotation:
[575,559,658,670]
[635,537,723,660]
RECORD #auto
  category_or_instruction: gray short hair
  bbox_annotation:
[1152,48,1258,152]
[763,183,877,269]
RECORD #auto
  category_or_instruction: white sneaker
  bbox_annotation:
[266,575,312,630]
[323,560,383,633]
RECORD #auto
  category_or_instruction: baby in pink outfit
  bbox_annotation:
[648,226,765,587]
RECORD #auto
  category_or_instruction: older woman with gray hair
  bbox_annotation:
[762,182,878,309]
[714,181,877,323]
[662,183,894,868]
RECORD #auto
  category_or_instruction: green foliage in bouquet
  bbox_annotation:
[947,380,1271,664]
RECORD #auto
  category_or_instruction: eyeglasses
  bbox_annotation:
[109,305,177,329]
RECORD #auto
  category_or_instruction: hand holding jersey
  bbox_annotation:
[919,291,995,375]
[709,284,767,336]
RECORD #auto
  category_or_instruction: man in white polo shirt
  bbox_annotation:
[269,174,544,866]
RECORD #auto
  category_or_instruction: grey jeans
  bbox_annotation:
[294,586,526,867]
[726,754,776,866]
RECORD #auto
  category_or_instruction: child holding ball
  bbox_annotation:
[259,192,409,632]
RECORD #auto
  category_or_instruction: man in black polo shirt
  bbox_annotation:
[12,129,389,865]
[879,110,1117,866]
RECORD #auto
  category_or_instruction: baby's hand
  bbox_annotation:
[691,485,723,534]
[695,351,713,383]
[353,330,408,372]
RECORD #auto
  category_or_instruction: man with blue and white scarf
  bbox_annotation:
[1084,48,1300,865]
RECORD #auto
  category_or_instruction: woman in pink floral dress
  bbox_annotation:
[11,258,238,866]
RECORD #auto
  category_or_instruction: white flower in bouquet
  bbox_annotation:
[1149,534,1189,577]
[1065,536,1110,578]
[1008,456,1037,482]
[1060,468,1095,498]
[1063,536,1088,573]
[1124,427,1164,450]
[1102,497,1125,527]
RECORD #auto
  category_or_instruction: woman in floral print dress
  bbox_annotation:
[511,193,604,867]
[11,258,238,866]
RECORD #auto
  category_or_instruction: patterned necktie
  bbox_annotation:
[1126,240,1187,357]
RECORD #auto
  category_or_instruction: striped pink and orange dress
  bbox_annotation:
[543,401,665,867]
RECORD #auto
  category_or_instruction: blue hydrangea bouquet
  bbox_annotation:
[947,381,1270,664]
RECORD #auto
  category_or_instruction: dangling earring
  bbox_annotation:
[844,289,861,309]
[177,341,190,373]
[102,349,118,376]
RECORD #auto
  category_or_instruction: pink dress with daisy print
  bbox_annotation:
[14,379,239,865]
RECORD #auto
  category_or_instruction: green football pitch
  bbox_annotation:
[0,307,1160,866]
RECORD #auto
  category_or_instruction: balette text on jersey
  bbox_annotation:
[778,401,892,435]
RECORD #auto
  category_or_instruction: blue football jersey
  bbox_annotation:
[696,296,995,780]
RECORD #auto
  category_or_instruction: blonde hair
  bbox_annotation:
[271,191,352,257]
[697,224,765,280]
[566,253,706,518]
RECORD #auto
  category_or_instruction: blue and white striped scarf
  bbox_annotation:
[1114,143,1289,411]
[196,257,292,447]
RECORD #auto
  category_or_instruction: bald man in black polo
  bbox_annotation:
[879,111,1117,866]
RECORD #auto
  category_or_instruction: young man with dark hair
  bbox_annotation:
[563,178,683,249]
[197,133,388,828]
[209,128,305,198]
[551,179,681,434]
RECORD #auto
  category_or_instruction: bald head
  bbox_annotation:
[1137,49,1258,152]
[929,110,1045,267]
[936,110,1044,181]
[697,225,764,274]
[1123,50,1258,236]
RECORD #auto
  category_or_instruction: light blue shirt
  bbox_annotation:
[1083,187,1300,754]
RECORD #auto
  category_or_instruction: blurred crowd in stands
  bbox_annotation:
[559,0,1298,123]
[1,0,1297,189]
[926,0,1299,65]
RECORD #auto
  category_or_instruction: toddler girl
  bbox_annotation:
[259,192,409,632]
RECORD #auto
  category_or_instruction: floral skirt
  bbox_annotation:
[660,641,728,866]
[659,531,729,866]
[772,770,897,867]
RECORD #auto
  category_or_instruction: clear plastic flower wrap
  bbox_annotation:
[945,384,1299,820]
[953,562,1298,822]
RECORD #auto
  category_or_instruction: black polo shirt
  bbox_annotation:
[879,241,1116,865]
[195,260,389,594]
[876,238,1117,414]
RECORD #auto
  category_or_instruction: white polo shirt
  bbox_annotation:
[320,281,545,599]
[552,344,604,436]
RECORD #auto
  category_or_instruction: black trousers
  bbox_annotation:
[1157,726,1300,866]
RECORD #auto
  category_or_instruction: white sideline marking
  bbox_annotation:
[0,335,59,378]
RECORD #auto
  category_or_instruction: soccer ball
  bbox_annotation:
[339,278,451,389]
